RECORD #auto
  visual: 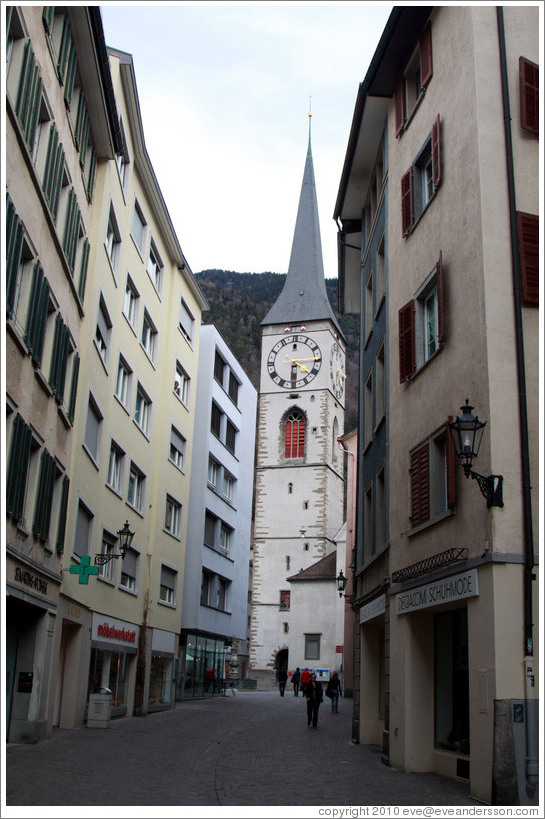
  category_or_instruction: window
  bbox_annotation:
[214,350,226,385]
[201,571,212,606]
[73,499,93,558]
[211,403,222,438]
[32,449,60,544]
[376,234,385,312]
[225,420,237,455]
[134,384,152,436]
[160,565,177,605]
[410,421,456,530]
[164,495,182,538]
[174,361,190,405]
[147,239,163,295]
[376,465,386,551]
[305,633,321,661]
[120,547,138,592]
[286,555,291,571]
[364,371,373,448]
[399,252,444,381]
[395,21,433,136]
[98,530,117,582]
[517,212,539,304]
[208,458,219,488]
[364,482,373,556]
[141,310,157,363]
[364,269,373,343]
[204,511,217,549]
[5,413,33,525]
[123,275,139,328]
[376,345,385,428]
[131,200,146,254]
[115,355,132,408]
[105,205,121,271]
[106,441,125,494]
[401,116,441,236]
[228,372,240,406]
[84,393,103,463]
[169,426,186,471]
[283,622,289,634]
[127,462,145,513]
[179,298,194,343]
[519,57,539,135]
[280,590,291,611]
[95,295,112,366]
[285,409,305,458]
[223,472,234,502]
[219,524,231,556]
[116,119,130,189]
[48,312,74,406]
[217,577,227,611]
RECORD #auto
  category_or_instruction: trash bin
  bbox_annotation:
[87,688,112,728]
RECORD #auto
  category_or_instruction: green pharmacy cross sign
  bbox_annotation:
[70,555,99,584]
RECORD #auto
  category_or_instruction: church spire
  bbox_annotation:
[261,114,343,337]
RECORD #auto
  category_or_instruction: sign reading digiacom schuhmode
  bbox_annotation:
[395,569,479,615]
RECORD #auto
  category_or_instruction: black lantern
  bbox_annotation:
[95,520,135,565]
[336,569,347,597]
[448,400,503,507]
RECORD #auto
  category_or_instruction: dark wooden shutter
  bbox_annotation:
[394,79,406,137]
[519,56,539,135]
[401,168,414,236]
[6,414,32,521]
[398,300,415,382]
[517,212,539,304]
[56,475,70,554]
[436,250,445,346]
[410,444,430,527]
[420,22,433,88]
[432,115,442,190]
[446,417,456,510]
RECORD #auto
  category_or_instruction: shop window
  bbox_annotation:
[305,633,321,661]
[88,648,128,715]
[149,654,172,707]
[435,609,470,755]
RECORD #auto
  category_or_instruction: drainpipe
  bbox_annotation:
[496,6,537,797]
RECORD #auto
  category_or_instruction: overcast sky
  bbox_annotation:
[101,2,393,277]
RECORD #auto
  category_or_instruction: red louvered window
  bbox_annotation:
[285,409,305,458]
[446,416,456,510]
[519,56,539,135]
[410,444,430,527]
[420,22,433,88]
[410,422,456,531]
[398,300,415,382]
[431,115,441,190]
[395,79,406,137]
[517,211,539,304]
[401,168,414,236]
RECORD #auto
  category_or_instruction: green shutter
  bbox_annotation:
[78,238,89,301]
[62,187,80,273]
[86,146,97,200]
[49,313,63,398]
[67,352,80,424]
[63,44,77,108]
[42,7,55,34]
[57,14,71,82]
[56,475,70,555]
[33,449,56,541]
[42,123,66,221]
[6,413,32,522]
[25,262,50,366]
[6,196,24,317]
[15,41,43,152]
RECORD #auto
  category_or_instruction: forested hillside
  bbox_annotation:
[195,270,359,432]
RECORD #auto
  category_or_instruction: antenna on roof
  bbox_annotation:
[308,95,312,150]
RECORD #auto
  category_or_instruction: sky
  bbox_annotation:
[100,2,394,277]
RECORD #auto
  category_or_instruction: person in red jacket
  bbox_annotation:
[300,667,311,698]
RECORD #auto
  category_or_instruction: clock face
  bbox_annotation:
[329,342,346,399]
[267,334,322,389]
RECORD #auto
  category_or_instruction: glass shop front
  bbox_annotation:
[178,633,227,699]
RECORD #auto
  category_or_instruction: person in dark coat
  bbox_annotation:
[291,667,301,696]
[325,671,342,713]
[306,673,323,728]
[278,667,288,696]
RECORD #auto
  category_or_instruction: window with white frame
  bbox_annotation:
[223,472,234,502]
[208,458,219,489]
[399,252,445,382]
[123,274,139,328]
[73,499,93,558]
[115,354,132,409]
[131,200,146,255]
[134,384,151,437]
[305,633,321,661]
[98,530,117,582]
[169,426,186,471]
[174,360,190,405]
[200,570,212,606]
[120,547,138,592]
[105,204,121,271]
[84,393,103,463]
[106,440,125,495]
[179,297,194,344]
[94,295,112,366]
[127,462,145,513]
[217,577,227,611]
[159,565,177,605]
[147,238,163,295]
[164,495,182,539]
[141,310,157,363]
[219,524,231,557]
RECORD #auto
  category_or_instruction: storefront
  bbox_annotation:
[358,593,388,749]
[148,628,176,711]
[177,633,227,699]
[89,613,139,719]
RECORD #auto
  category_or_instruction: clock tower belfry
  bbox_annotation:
[250,120,346,687]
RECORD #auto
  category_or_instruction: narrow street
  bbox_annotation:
[5,691,476,810]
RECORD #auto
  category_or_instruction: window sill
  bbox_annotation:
[407,344,444,383]
[114,394,131,415]
[397,89,426,138]
[6,319,29,356]
[163,528,181,542]
[133,419,151,442]
[139,343,157,369]
[119,584,138,596]
[158,599,176,609]
[106,482,123,500]
[200,602,231,614]
[34,367,53,398]
[125,501,144,519]
[58,404,72,429]
[407,508,454,538]
[82,443,100,471]
[97,574,116,587]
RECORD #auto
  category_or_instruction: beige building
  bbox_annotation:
[335,5,539,805]
[5,6,121,742]
[54,44,208,728]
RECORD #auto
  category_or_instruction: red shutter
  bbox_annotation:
[398,300,415,382]
[517,211,539,304]
[446,417,456,510]
[436,250,445,346]
[298,420,305,457]
[519,56,539,135]
[420,22,433,88]
[410,444,430,527]
[401,167,414,236]
[285,421,292,458]
[394,79,406,137]
[432,115,441,190]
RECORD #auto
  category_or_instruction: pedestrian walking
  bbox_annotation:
[277,667,288,696]
[300,667,311,698]
[291,667,301,696]
[325,671,342,713]
[306,673,323,728]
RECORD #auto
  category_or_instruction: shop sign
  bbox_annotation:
[396,569,479,615]
[92,613,139,647]
[14,566,48,596]
[360,594,386,624]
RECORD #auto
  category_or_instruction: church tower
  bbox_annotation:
[250,120,346,687]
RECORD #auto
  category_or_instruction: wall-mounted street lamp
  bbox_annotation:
[95,520,135,565]
[336,569,356,606]
[448,399,503,508]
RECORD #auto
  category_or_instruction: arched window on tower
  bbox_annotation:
[285,409,305,458]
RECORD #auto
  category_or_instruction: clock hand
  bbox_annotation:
[285,357,311,373]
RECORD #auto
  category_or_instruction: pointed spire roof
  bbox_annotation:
[262,123,344,337]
